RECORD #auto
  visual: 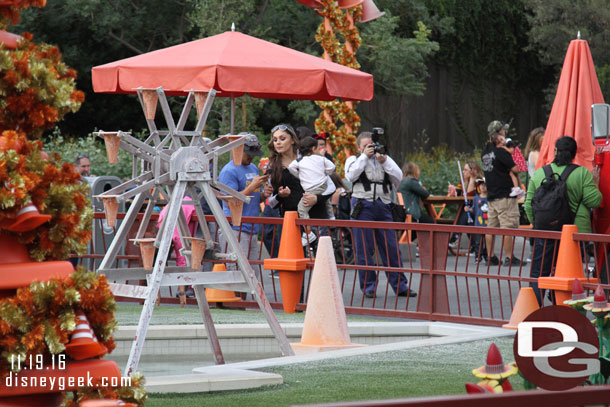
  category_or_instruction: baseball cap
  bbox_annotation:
[487,120,509,134]
[240,133,264,157]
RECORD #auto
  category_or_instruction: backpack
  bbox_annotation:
[531,164,579,231]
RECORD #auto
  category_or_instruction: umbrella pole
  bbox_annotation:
[230,95,235,134]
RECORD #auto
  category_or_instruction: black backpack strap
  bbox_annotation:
[559,164,578,181]
[542,164,554,178]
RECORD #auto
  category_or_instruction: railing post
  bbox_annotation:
[416,229,450,316]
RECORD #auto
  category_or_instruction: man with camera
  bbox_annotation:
[345,130,416,299]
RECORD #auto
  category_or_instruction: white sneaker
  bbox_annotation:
[301,232,317,246]
[510,186,524,197]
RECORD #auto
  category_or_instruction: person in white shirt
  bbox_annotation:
[289,136,336,224]
[345,131,416,299]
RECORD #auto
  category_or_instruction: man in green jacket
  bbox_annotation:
[524,136,602,305]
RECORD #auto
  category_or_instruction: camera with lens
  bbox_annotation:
[371,127,386,155]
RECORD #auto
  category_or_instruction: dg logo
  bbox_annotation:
[513,305,599,391]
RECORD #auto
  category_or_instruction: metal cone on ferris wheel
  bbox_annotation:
[101,131,121,164]
[99,195,119,228]
[139,88,159,120]
[194,92,207,119]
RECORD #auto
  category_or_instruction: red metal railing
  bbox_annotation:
[78,213,610,326]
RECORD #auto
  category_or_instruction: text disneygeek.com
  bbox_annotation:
[4,372,132,391]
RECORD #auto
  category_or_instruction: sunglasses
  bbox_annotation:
[271,124,296,138]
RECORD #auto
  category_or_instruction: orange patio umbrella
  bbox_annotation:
[91,30,373,102]
[537,38,605,170]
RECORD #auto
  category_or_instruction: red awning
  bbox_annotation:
[538,39,605,170]
[92,31,373,101]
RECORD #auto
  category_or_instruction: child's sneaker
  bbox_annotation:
[510,186,524,197]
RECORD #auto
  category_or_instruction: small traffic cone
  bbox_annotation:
[538,224,598,305]
[502,287,539,329]
[264,211,309,313]
[4,201,51,232]
[65,312,108,360]
[100,195,119,228]
[141,88,158,120]
[205,263,241,303]
[102,132,121,164]
[291,236,366,354]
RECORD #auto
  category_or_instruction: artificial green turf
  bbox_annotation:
[115,303,380,325]
[145,336,521,407]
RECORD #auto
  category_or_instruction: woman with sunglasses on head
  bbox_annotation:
[266,124,333,245]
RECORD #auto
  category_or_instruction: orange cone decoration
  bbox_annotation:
[205,263,241,303]
[65,312,108,360]
[226,197,243,227]
[502,287,540,329]
[291,236,365,353]
[538,224,598,305]
[229,135,244,165]
[100,196,119,228]
[132,238,156,271]
[360,0,385,23]
[102,132,121,164]
[187,237,206,270]
[398,214,413,244]
[141,89,158,120]
[82,400,135,407]
[194,92,207,119]
[4,202,51,232]
[264,211,309,313]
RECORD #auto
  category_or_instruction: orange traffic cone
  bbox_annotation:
[102,132,121,164]
[502,287,539,329]
[263,211,309,313]
[205,263,241,303]
[65,312,108,360]
[81,400,135,407]
[4,201,51,232]
[291,236,366,354]
[398,214,413,244]
[538,224,598,305]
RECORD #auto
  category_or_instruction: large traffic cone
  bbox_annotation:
[502,287,539,329]
[538,224,598,305]
[291,236,366,354]
[205,263,241,303]
[65,312,108,360]
[264,211,309,313]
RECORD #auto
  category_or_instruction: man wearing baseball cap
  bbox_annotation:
[218,133,270,282]
[481,120,524,267]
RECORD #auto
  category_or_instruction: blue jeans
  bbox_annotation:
[530,238,559,306]
[351,198,409,294]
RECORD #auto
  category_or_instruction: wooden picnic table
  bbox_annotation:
[422,195,466,225]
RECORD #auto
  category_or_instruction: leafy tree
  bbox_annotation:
[525,0,610,103]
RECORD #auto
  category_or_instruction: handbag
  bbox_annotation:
[389,202,407,223]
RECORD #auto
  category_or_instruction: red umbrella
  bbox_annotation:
[92,30,373,102]
[537,39,605,170]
